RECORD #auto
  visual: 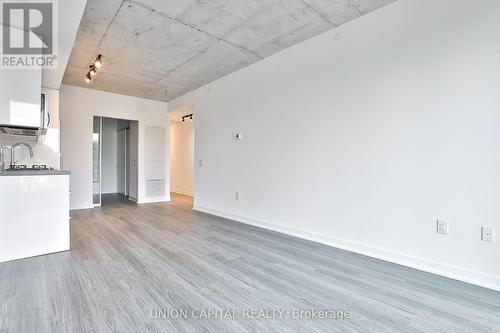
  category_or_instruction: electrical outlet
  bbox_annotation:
[198,160,203,167]
[235,192,240,200]
[436,220,449,235]
[481,226,495,242]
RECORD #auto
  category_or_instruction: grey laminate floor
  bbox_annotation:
[0,193,499,333]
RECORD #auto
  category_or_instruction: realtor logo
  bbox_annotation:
[1,0,58,69]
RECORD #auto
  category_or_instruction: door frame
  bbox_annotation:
[92,117,138,206]
[92,116,103,207]
[117,127,128,197]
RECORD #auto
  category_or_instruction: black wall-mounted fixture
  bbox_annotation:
[182,114,194,122]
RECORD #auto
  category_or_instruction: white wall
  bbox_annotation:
[170,120,194,196]
[169,0,500,290]
[101,118,118,194]
[60,85,170,209]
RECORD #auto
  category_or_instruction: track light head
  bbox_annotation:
[94,54,102,68]
[181,114,193,122]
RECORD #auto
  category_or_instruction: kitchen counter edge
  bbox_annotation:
[0,170,71,176]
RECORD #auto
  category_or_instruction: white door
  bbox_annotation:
[117,129,127,196]
[145,126,167,198]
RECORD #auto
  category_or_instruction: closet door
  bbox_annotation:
[145,126,167,198]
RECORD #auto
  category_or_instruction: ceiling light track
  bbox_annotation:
[85,54,103,83]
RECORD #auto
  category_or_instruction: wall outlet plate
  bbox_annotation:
[436,220,449,235]
[235,192,240,200]
[481,226,495,242]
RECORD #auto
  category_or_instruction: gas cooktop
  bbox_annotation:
[7,165,54,171]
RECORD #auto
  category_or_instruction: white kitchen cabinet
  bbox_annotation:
[0,67,42,128]
[0,174,70,263]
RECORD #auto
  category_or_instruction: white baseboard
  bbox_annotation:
[70,205,94,211]
[194,205,500,292]
[138,196,171,204]
[171,190,194,197]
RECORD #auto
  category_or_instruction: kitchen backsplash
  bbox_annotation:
[0,129,61,169]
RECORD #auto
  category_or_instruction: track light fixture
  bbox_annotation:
[182,114,194,122]
[85,54,103,83]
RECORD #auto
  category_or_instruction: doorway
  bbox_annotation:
[169,110,194,208]
[93,116,138,207]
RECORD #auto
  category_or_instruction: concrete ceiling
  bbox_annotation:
[63,0,396,102]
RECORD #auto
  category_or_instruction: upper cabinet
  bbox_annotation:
[0,67,42,128]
